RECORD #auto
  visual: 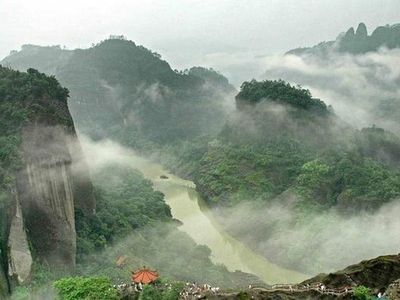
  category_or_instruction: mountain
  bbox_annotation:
[2,37,235,145]
[97,253,400,299]
[302,254,400,293]
[287,22,400,55]
[158,80,400,274]
[262,22,400,139]
[0,66,96,295]
[4,37,400,288]
[207,254,400,299]
[0,66,260,299]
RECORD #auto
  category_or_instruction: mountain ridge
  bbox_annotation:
[287,22,400,55]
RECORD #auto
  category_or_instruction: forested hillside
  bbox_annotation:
[3,35,400,292]
[158,80,400,274]
[5,38,400,276]
[264,22,400,144]
[2,38,235,143]
[0,66,258,299]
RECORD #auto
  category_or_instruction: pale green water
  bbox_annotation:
[128,154,307,284]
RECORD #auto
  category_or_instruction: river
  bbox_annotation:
[127,154,307,284]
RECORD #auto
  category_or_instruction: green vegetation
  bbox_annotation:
[353,285,373,300]
[75,163,260,288]
[54,276,119,300]
[236,79,328,114]
[156,81,400,214]
[3,38,400,295]
[2,39,234,143]
[75,164,171,260]
[0,66,73,295]
[153,81,400,273]
[139,280,184,300]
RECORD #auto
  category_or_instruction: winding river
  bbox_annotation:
[128,154,307,284]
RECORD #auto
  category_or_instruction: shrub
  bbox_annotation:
[54,276,118,300]
[353,285,372,300]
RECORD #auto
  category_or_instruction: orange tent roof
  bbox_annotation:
[132,267,159,284]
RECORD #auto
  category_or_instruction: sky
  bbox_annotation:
[1,0,400,84]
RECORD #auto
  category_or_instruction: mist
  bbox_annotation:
[257,49,400,134]
[71,136,269,287]
[214,195,400,276]
[75,132,399,280]
[2,0,400,86]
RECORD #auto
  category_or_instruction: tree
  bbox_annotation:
[54,276,119,300]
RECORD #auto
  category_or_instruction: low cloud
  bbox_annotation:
[216,197,400,276]
[259,48,400,134]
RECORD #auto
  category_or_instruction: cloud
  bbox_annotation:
[259,48,400,134]
[216,196,400,276]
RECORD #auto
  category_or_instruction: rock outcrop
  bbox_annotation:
[0,66,96,297]
[0,263,8,300]
[385,279,400,300]
[287,22,400,55]
[301,254,400,293]
[7,193,32,285]
[16,125,77,270]
[355,23,368,38]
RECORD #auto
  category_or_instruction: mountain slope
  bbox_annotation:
[4,38,400,279]
[2,38,235,144]
[159,80,400,275]
[263,22,400,137]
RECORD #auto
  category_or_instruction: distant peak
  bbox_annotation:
[344,27,355,39]
[356,23,368,37]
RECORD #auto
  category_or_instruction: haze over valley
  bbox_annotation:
[1,2,400,299]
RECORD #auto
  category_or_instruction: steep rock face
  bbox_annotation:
[16,125,76,270]
[7,192,32,285]
[68,140,96,214]
[0,263,7,299]
[0,67,96,282]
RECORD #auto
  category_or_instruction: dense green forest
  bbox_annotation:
[75,163,255,288]
[3,34,400,297]
[159,80,400,211]
[236,79,328,114]
[2,39,235,143]
[154,80,400,273]
[0,66,258,299]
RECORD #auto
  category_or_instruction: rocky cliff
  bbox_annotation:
[7,191,32,286]
[0,66,96,295]
[16,125,77,271]
[287,22,400,55]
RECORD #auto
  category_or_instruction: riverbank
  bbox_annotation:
[127,153,307,285]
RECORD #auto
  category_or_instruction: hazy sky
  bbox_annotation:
[1,0,399,83]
